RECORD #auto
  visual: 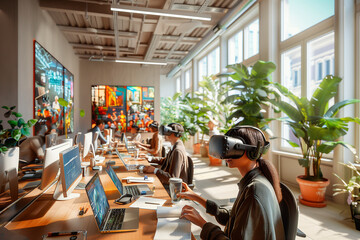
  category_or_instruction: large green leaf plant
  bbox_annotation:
[270,75,360,180]
[0,106,38,153]
[219,60,277,133]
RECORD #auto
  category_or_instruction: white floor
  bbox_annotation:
[189,154,360,240]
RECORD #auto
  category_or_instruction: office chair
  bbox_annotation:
[187,156,195,190]
[279,182,306,239]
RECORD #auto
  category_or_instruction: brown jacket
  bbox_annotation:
[155,139,189,185]
[200,168,285,240]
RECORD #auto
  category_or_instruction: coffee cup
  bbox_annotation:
[169,178,182,203]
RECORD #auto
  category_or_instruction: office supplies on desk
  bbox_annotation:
[122,176,155,183]
[42,230,87,240]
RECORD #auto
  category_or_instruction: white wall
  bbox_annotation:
[17,0,80,137]
[160,74,176,99]
[78,60,161,134]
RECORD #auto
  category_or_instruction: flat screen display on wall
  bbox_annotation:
[91,85,154,132]
[34,41,74,136]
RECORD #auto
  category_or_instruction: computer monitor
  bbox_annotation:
[39,141,72,190]
[53,145,82,200]
[83,132,93,159]
[45,133,57,148]
[74,132,82,145]
[93,132,99,151]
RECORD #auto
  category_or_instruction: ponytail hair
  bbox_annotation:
[226,127,282,203]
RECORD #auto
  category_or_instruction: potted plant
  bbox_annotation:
[219,60,277,134]
[333,162,360,230]
[0,106,37,200]
[270,75,360,207]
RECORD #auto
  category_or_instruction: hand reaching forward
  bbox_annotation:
[180,205,207,228]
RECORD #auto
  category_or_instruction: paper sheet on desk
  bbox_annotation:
[129,196,166,210]
[123,176,154,183]
[154,206,191,240]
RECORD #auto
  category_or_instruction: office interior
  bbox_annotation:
[1,0,360,239]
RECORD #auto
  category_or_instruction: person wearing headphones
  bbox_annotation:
[142,123,189,186]
[135,121,162,156]
[179,126,285,240]
[89,119,108,144]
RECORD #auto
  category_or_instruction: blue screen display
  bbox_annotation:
[61,146,81,190]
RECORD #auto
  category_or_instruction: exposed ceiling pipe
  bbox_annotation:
[166,0,257,78]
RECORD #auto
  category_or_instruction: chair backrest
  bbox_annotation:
[279,182,299,240]
[187,156,194,189]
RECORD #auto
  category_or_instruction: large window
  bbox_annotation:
[176,76,181,93]
[280,0,335,150]
[184,69,191,91]
[281,0,335,41]
[197,47,220,88]
[227,19,259,65]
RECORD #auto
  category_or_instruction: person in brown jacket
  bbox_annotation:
[179,126,285,240]
[142,123,189,187]
[135,121,162,156]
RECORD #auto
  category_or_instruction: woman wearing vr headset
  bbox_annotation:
[135,121,162,156]
[179,126,285,240]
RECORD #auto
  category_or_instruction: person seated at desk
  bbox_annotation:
[128,125,141,142]
[135,121,162,156]
[19,123,51,168]
[142,123,189,186]
[178,126,285,240]
[88,119,107,144]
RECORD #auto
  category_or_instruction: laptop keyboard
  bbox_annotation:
[105,208,126,230]
[125,185,140,196]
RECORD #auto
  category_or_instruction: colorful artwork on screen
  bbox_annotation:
[91,85,154,132]
[34,41,74,136]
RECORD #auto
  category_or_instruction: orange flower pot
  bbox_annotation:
[296,176,330,208]
[193,143,201,154]
[206,145,222,166]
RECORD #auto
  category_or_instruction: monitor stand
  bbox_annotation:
[53,178,80,201]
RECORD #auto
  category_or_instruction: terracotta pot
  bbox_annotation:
[193,143,201,154]
[206,145,222,166]
[200,145,208,157]
[296,175,330,208]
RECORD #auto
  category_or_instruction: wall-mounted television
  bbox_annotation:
[33,41,74,136]
[91,85,154,132]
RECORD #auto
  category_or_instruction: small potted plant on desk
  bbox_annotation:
[270,75,360,207]
[333,162,360,230]
[0,106,37,200]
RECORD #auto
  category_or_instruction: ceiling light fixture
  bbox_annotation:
[115,59,167,65]
[89,56,167,65]
[110,4,211,21]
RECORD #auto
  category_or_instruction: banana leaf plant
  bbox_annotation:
[219,60,277,134]
[269,75,360,180]
[0,106,38,153]
[160,92,197,142]
[190,75,235,141]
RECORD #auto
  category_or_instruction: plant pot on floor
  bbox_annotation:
[296,176,330,208]
[0,147,19,201]
[193,143,201,154]
[200,145,208,157]
[205,145,222,166]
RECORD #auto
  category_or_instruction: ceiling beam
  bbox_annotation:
[58,25,137,37]
[161,35,202,42]
[70,43,135,52]
[171,3,228,13]
[77,54,176,63]
[39,0,158,23]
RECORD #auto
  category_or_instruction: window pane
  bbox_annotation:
[244,19,259,59]
[208,47,220,76]
[281,0,334,41]
[176,77,181,92]
[198,56,207,86]
[185,70,191,89]
[281,46,301,147]
[307,32,334,97]
[228,31,243,65]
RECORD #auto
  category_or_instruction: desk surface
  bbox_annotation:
[5,151,172,240]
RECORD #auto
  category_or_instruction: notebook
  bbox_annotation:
[105,165,153,197]
[85,173,139,233]
[115,149,141,171]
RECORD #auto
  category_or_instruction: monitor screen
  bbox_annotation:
[45,133,57,148]
[59,145,82,196]
[86,173,109,227]
[83,132,92,158]
[105,165,123,195]
[40,141,72,190]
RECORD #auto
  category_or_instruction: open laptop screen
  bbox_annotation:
[105,165,124,195]
[86,174,110,228]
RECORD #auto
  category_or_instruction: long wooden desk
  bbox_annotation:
[4,150,172,239]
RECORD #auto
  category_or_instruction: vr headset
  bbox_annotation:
[149,122,159,130]
[209,126,270,161]
[159,124,182,137]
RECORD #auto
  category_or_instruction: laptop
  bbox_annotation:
[85,173,139,233]
[105,165,154,197]
[124,136,137,152]
[115,149,141,171]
